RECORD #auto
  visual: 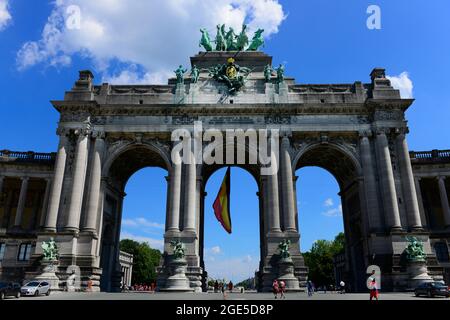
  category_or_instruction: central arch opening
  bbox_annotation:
[202,166,260,290]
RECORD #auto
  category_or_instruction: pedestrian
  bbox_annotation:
[369,278,379,300]
[339,280,345,294]
[221,282,227,299]
[307,280,313,297]
[87,279,93,292]
[228,281,233,293]
[368,270,379,301]
[214,280,219,293]
[279,280,286,299]
[272,279,279,299]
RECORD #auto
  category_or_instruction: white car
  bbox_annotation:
[21,281,51,296]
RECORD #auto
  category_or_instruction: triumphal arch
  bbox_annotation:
[1,27,449,292]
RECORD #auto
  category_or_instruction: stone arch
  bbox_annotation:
[99,140,171,292]
[201,139,262,182]
[199,164,262,290]
[293,141,368,292]
[102,141,172,188]
[292,141,362,188]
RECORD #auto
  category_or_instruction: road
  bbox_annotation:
[5,291,450,300]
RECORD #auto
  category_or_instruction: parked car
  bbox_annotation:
[21,281,51,297]
[0,282,21,299]
[414,281,450,298]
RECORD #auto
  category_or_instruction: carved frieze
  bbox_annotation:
[373,110,403,121]
[60,111,91,123]
[208,116,254,125]
[172,115,198,125]
[265,115,291,124]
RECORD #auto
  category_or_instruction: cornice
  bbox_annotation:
[54,102,372,117]
[365,98,415,111]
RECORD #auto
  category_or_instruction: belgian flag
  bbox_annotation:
[213,167,232,234]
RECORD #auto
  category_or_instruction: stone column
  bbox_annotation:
[167,147,182,232]
[83,134,105,233]
[375,129,402,231]
[437,176,450,227]
[44,130,69,232]
[267,161,281,233]
[30,191,41,230]
[2,191,13,228]
[0,176,5,225]
[38,178,52,228]
[413,177,427,227]
[0,175,4,196]
[183,150,196,232]
[396,131,422,230]
[359,132,382,231]
[261,176,269,235]
[281,135,296,232]
[293,175,299,231]
[14,177,29,227]
[195,176,203,236]
[164,175,172,232]
[65,129,90,232]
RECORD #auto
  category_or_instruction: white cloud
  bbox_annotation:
[120,231,164,251]
[205,255,258,283]
[208,246,222,255]
[122,217,164,229]
[324,198,334,207]
[387,72,413,99]
[102,66,172,85]
[0,0,11,31]
[16,0,286,82]
[322,204,342,217]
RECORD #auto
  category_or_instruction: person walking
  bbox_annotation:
[221,282,227,299]
[369,278,379,300]
[272,279,279,299]
[368,270,379,301]
[228,281,233,293]
[279,280,286,299]
[339,280,345,294]
[307,280,313,297]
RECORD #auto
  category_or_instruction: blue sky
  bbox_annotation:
[0,1,449,282]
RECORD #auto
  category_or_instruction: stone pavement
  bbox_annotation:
[6,291,450,300]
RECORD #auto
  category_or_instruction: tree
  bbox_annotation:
[120,239,161,285]
[302,232,345,288]
[236,277,255,289]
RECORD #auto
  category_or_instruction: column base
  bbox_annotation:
[63,227,80,234]
[39,227,57,234]
[410,226,425,232]
[390,226,405,234]
[80,229,98,239]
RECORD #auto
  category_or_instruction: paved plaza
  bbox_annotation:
[4,291,449,300]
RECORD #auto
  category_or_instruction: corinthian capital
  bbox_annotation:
[394,127,409,136]
[91,130,106,139]
[74,126,91,138]
[56,127,69,137]
[358,130,373,138]
[375,127,391,136]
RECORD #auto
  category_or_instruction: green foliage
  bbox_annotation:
[120,239,161,284]
[236,277,255,289]
[302,232,345,287]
